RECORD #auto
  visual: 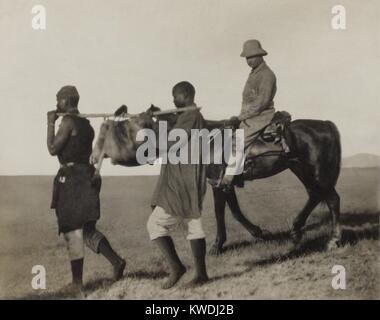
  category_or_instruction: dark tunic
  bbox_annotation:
[50,116,100,234]
[151,108,207,219]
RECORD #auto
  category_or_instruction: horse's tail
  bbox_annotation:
[325,120,341,187]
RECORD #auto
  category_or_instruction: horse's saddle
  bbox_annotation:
[262,111,291,143]
[245,111,292,159]
[207,111,292,189]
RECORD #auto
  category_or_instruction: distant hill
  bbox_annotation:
[342,153,380,168]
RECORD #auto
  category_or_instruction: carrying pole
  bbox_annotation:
[56,106,201,119]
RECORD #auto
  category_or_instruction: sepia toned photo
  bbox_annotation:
[0,0,379,305]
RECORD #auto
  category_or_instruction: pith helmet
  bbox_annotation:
[240,39,267,58]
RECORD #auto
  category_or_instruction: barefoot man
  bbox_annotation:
[47,85,126,292]
[147,81,209,289]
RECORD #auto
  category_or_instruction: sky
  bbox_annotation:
[0,0,379,175]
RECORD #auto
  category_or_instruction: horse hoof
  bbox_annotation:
[209,245,223,256]
[260,229,272,240]
[327,238,341,251]
[290,229,303,245]
[250,228,271,241]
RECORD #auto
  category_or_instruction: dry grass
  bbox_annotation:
[0,168,379,299]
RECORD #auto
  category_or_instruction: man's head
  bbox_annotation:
[56,85,80,112]
[240,39,267,69]
[172,81,195,108]
[246,55,264,69]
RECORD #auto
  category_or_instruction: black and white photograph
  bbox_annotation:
[0,0,379,305]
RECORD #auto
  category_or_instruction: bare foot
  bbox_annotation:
[185,275,209,288]
[161,266,186,289]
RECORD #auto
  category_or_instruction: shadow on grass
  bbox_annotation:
[179,271,247,289]
[303,211,380,232]
[19,278,115,300]
[21,288,86,300]
[219,211,379,256]
[126,270,168,280]
[84,278,115,292]
[208,271,246,283]
[244,223,379,270]
[20,269,171,299]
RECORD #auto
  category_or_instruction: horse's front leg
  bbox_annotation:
[290,195,320,245]
[209,187,227,255]
[225,187,265,239]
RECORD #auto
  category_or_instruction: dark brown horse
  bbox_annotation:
[91,106,342,254]
[205,117,341,254]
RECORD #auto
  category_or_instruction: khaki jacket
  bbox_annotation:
[238,61,277,140]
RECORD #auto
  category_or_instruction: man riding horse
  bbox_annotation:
[221,39,284,187]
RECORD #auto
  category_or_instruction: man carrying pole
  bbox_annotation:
[147,81,209,289]
[47,85,126,294]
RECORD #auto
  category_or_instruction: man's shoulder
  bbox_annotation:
[176,108,204,128]
[261,63,276,79]
[189,109,205,122]
[61,115,92,130]
[60,115,76,127]
[179,108,203,118]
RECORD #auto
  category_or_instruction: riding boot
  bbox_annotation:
[98,238,126,281]
[153,236,186,289]
[187,238,209,287]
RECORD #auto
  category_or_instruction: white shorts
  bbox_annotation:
[147,206,206,241]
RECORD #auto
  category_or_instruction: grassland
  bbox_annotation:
[0,168,378,299]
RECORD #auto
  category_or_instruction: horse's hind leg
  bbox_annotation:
[325,188,341,249]
[225,187,264,239]
[289,166,322,244]
[209,187,227,255]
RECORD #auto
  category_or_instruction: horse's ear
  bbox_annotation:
[150,104,161,111]
[148,104,161,113]
[114,105,128,117]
